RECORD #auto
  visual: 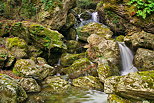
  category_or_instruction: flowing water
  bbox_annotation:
[118,42,138,75]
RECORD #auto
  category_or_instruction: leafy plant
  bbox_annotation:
[128,0,154,19]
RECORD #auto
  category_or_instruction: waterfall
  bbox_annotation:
[92,12,99,22]
[118,42,138,75]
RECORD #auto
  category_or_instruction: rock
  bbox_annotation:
[0,0,76,30]
[67,28,77,40]
[97,0,154,34]
[115,35,125,42]
[62,58,97,79]
[20,78,41,93]
[77,0,98,9]
[60,52,87,67]
[108,94,132,103]
[134,48,154,71]
[66,40,82,53]
[0,74,27,103]
[28,46,42,57]
[5,56,15,68]
[42,76,70,93]
[104,70,154,100]
[124,31,154,50]
[72,76,103,90]
[0,48,8,69]
[80,11,92,20]
[5,37,28,59]
[77,22,113,42]
[13,57,54,80]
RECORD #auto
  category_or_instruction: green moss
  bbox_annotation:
[108,94,132,103]
[116,35,125,42]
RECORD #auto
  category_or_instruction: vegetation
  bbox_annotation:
[128,0,154,19]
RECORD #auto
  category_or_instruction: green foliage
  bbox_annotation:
[41,0,62,11]
[128,0,154,19]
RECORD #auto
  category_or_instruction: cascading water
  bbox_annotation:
[118,42,138,75]
[91,12,99,23]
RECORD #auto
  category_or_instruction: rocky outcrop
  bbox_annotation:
[97,0,154,34]
[20,78,41,93]
[0,0,76,30]
[0,74,27,103]
[77,22,113,42]
[72,76,103,90]
[134,48,154,71]
[104,70,154,100]
[13,57,54,80]
[124,31,154,50]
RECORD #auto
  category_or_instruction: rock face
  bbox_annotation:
[97,0,154,34]
[104,70,154,100]
[134,48,154,71]
[20,78,41,93]
[0,0,76,30]
[72,76,103,90]
[77,22,113,42]
[124,31,154,50]
[42,76,70,93]
[0,74,27,103]
[13,57,54,80]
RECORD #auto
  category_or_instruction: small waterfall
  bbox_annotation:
[92,12,99,22]
[118,42,138,75]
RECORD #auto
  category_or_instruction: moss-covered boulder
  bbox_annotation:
[0,74,27,103]
[104,70,154,100]
[124,31,154,50]
[108,94,132,103]
[42,76,70,93]
[67,28,77,40]
[72,76,103,90]
[20,78,41,93]
[97,0,154,34]
[77,22,113,42]
[60,52,87,67]
[62,58,97,79]
[134,48,154,71]
[13,57,54,80]
[0,48,8,69]
[5,37,28,59]
[115,35,125,42]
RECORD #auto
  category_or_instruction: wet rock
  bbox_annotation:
[20,78,41,93]
[13,57,54,80]
[72,76,103,90]
[124,31,154,50]
[42,76,70,93]
[0,74,27,103]
[62,58,97,79]
[97,0,154,34]
[108,94,132,103]
[104,70,154,100]
[134,48,154,71]
[80,11,92,20]
[60,52,87,67]
[5,37,28,59]
[77,22,113,42]
[0,48,8,69]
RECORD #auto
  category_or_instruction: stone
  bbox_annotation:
[77,22,113,42]
[66,40,82,53]
[20,78,41,93]
[72,76,103,90]
[80,11,92,20]
[13,57,54,80]
[134,48,154,71]
[0,74,27,103]
[108,94,132,103]
[0,48,8,69]
[104,70,154,100]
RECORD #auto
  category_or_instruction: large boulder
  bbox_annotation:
[13,57,54,80]
[77,22,113,42]
[62,58,97,79]
[104,70,154,100]
[124,31,154,50]
[0,0,76,30]
[97,0,154,34]
[72,76,103,90]
[134,48,154,71]
[0,74,27,103]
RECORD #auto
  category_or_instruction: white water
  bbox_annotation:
[92,12,99,23]
[118,42,138,75]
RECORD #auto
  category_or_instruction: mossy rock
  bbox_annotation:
[0,48,8,69]
[108,94,132,103]
[72,76,103,90]
[62,58,98,79]
[104,70,154,100]
[60,52,87,67]
[13,57,54,80]
[115,35,125,42]
[0,74,27,103]
[77,22,113,42]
